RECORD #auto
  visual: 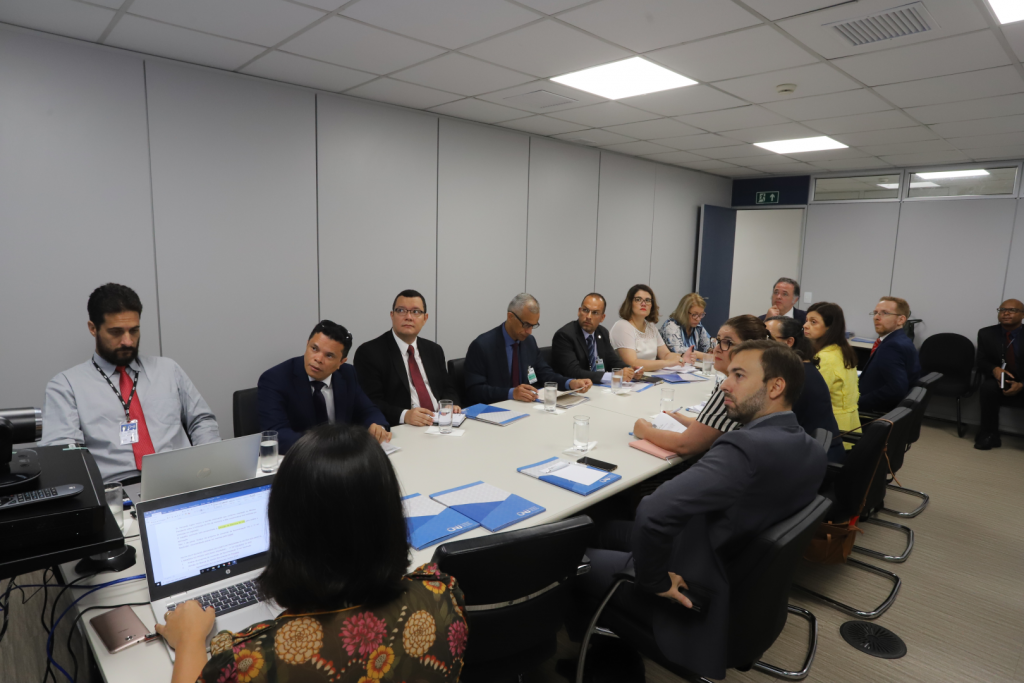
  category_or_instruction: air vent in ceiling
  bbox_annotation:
[825,2,936,47]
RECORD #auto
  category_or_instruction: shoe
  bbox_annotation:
[974,434,1002,450]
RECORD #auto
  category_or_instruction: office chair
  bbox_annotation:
[232,388,260,437]
[447,357,466,407]
[538,345,553,367]
[432,516,594,682]
[881,381,937,518]
[918,333,977,437]
[576,496,831,682]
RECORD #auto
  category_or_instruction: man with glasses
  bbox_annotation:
[464,293,592,404]
[858,296,921,414]
[757,277,806,323]
[355,289,461,427]
[551,293,637,385]
[975,299,1024,450]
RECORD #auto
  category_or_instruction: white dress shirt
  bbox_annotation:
[393,331,439,424]
[308,372,336,423]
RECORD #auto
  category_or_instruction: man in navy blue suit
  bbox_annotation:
[757,277,807,324]
[464,293,593,405]
[258,320,389,454]
[858,296,920,414]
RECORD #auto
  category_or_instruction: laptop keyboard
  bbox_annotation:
[166,579,261,617]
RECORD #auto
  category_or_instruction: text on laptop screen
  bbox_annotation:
[143,484,272,587]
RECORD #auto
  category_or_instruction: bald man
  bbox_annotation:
[975,299,1024,450]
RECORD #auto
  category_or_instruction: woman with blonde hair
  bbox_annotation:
[660,292,712,361]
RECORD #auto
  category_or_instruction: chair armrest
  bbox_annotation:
[578,553,591,576]
[612,565,636,582]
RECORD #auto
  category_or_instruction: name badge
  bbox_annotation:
[527,366,538,384]
[595,358,606,372]
[120,420,139,445]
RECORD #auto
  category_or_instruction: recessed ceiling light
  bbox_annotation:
[988,0,1024,24]
[550,57,696,100]
[877,182,939,189]
[916,169,990,179]
[753,136,847,154]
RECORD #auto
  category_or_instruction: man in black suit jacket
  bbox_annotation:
[552,293,637,385]
[355,290,461,427]
[464,293,593,405]
[975,299,1024,449]
[756,277,807,324]
[859,296,921,413]
[575,341,825,679]
[258,320,389,454]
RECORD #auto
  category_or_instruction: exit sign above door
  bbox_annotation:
[755,191,779,204]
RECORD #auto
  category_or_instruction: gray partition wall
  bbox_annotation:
[1001,198,1024,301]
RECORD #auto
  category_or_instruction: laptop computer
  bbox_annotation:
[123,433,263,503]
[136,476,281,659]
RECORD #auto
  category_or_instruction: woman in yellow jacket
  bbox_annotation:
[804,302,860,450]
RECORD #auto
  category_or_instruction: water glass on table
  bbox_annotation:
[544,382,558,412]
[438,400,454,434]
[260,430,281,474]
[104,482,124,531]
[574,415,590,453]
[660,386,676,414]
[611,368,623,393]
[702,353,714,377]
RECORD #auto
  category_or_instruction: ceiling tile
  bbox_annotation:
[345,77,461,109]
[619,85,746,116]
[858,140,956,156]
[107,15,265,71]
[728,154,801,166]
[741,0,851,21]
[763,89,890,120]
[498,115,590,135]
[696,144,776,159]
[930,115,1024,140]
[992,17,1024,61]
[558,0,760,53]
[391,53,534,96]
[880,151,972,166]
[514,0,592,13]
[476,79,606,113]
[641,150,711,165]
[646,25,816,82]
[964,144,1024,161]
[783,148,871,162]
[746,161,820,173]
[714,63,860,103]
[833,126,938,146]
[721,122,820,143]
[602,140,677,155]
[655,133,737,150]
[241,50,375,91]
[128,0,324,47]
[945,131,1024,149]
[677,159,742,171]
[904,94,1024,125]
[429,97,531,124]
[0,0,114,41]
[831,31,1010,87]
[551,129,635,146]
[803,110,918,135]
[461,20,631,78]
[721,167,769,176]
[291,0,348,9]
[341,0,539,50]
[602,118,704,139]
[675,105,790,132]
[86,0,127,8]
[549,102,658,127]
[811,158,892,171]
[278,16,445,75]
[872,66,1024,108]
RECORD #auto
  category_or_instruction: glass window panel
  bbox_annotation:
[907,166,1017,198]
[813,174,900,201]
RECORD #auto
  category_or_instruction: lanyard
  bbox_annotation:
[92,359,139,420]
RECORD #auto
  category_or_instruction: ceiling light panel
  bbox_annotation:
[989,0,1024,24]
[551,57,696,100]
[754,136,848,153]
[916,169,990,178]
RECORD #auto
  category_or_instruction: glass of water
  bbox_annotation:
[438,400,454,434]
[574,415,590,453]
[702,353,714,377]
[660,386,675,414]
[104,482,124,531]
[611,368,623,393]
[259,430,280,474]
[544,382,558,412]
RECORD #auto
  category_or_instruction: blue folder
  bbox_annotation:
[462,403,530,426]
[518,457,621,496]
[657,373,710,383]
[402,493,479,550]
[430,481,545,532]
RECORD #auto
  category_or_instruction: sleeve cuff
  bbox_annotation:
[508,389,515,400]
[399,409,408,425]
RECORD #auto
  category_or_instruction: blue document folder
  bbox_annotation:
[462,403,530,426]
[657,373,710,383]
[430,481,545,532]
[402,493,479,550]
[518,457,621,496]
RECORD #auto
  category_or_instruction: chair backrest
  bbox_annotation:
[538,345,553,367]
[447,358,466,407]
[726,495,832,668]
[898,386,929,448]
[431,516,593,664]
[831,407,911,520]
[915,371,943,392]
[811,428,831,452]
[232,388,260,438]
[919,333,974,386]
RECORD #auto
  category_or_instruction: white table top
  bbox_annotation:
[59,372,718,682]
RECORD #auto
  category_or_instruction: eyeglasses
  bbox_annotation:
[511,310,540,331]
[689,311,706,320]
[393,307,425,318]
[580,306,604,316]
[869,311,900,318]
[633,297,653,305]
[998,307,1024,314]
[713,337,734,351]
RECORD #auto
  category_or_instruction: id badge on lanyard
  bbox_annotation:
[595,358,606,372]
[120,420,139,445]
[527,366,538,384]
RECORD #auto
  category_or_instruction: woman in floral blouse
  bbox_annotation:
[156,424,468,683]
[660,292,711,361]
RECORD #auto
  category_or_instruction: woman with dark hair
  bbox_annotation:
[156,424,468,683]
[803,302,860,446]
[767,316,846,463]
[610,284,690,372]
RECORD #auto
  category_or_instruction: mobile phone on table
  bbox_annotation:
[577,456,617,472]
[90,605,150,654]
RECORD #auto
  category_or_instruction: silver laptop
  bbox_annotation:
[137,476,280,660]
[124,433,263,503]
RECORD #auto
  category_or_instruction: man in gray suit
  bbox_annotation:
[575,340,826,680]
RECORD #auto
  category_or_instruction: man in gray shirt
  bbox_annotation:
[41,283,220,482]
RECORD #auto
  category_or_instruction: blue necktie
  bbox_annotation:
[585,334,597,370]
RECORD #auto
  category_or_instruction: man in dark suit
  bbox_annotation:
[355,289,461,427]
[859,296,921,414]
[464,293,593,405]
[575,341,825,679]
[552,293,637,385]
[975,299,1024,450]
[258,320,389,454]
[757,277,807,324]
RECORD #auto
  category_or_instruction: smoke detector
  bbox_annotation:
[777,83,797,95]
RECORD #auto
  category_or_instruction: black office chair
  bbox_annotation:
[447,357,466,407]
[918,333,977,437]
[432,516,594,682]
[576,496,831,682]
[232,388,260,437]
[539,345,553,367]
[881,381,937,518]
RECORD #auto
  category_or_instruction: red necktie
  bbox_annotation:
[870,338,881,356]
[510,341,520,388]
[407,346,435,411]
[117,366,155,469]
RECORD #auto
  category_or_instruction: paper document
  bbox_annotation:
[518,456,620,495]
[382,442,401,455]
[651,412,687,434]
[425,427,465,436]
[463,404,529,426]
[432,413,466,428]
[657,364,697,373]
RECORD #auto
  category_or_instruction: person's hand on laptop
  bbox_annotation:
[157,600,215,683]
[369,423,391,443]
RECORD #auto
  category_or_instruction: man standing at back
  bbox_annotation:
[552,293,636,385]
[758,277,806,323]
[859,296,921,414]
[975,299,1024,450]
[42,283,220,483]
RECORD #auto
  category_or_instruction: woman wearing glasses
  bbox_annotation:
[803,302,860,448]
[610,284,691,373]
[660,292,712,360]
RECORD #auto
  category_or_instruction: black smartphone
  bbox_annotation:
[577,456,617,472]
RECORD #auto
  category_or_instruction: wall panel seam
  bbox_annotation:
[649,167,658,286]
[888,197,904,297]
[315,93,321,321]
[594,153,602,291]
[435,117,440,342]
[1003,198,1021,301]
[525,136,531,293]
[142,60,163,357]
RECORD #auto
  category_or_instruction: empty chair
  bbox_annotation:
[447,357,466,407]
[881,382,937,518]
[538,345,553,367]
[918,333,976,437]
[232,387,260,437]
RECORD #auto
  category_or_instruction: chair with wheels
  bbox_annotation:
[918,333,977,437]
[447,358,466,407]
[232,388,260,437]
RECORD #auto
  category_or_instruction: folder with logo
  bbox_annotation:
[518,457,620,496]
[402,493,479,550]
[656,373,710,383]
[429,481,545,532]
[463,404,530,426]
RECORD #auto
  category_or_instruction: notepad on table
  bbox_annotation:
[518,457,620,496]
[463,404,530,426]
[432,413,467,428]
[430,481,545,532]
[629,439,678,460]
[651,412,687,434]
[402,493,479,550]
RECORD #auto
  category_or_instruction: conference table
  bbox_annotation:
[56,372,720,682]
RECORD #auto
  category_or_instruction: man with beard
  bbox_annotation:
[573,341,825,680]
[41,283,220,482]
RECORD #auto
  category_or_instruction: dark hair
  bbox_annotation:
[766,315,819,368]
[618,284,660,324]
[308,320,353,357]
[730,340,805,407]
[774,277,800,297]
[393,289,427,313]
[87,283,143,329]
[806,302,857,369]
[581,292,607,314]
[720,314,769,342]
[259,424,409,611]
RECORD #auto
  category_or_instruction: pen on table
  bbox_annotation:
[541,461,570,474]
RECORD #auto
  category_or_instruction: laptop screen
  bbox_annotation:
[142,483,272,588]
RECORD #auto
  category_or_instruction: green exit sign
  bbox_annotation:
[756,191,780,204]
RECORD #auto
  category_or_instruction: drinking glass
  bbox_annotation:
[702,353,714,377]
[259,430,280,474]
[611,368,623,393]
[104,482,124,531]
[660,386,675,414]
[574,415,590,453]
[438,400,454,434]
[544,382,558,412]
